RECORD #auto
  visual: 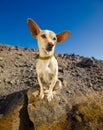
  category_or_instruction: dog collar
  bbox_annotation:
[37,54,54,60]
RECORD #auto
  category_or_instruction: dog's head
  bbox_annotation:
[27,18,70,56]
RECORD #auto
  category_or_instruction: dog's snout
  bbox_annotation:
[46,42,54,51]
[48,42,54,47]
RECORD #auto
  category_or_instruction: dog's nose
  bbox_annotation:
[46,42,54,51]
[48,42,54,47]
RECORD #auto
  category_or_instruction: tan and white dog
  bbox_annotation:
[27,18,70,101]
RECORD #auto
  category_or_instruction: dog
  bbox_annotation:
[27,18,70,101]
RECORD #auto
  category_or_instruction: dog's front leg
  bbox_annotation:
[38,76,44,99]
[47,76,57,101]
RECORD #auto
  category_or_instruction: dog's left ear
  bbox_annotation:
[27,18,41,38]
[56,31,70,43]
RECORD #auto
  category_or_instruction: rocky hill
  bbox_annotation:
[0,44,103,130]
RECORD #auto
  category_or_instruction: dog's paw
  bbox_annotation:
[44,89,49,94]
[47,91,53,101]
[39,92,44,99]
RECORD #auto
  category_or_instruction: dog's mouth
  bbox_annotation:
[46,46,53,52]
[42,47,53,55]
[42,48,49,55]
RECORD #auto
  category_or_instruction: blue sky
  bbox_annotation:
[0,0,103,59]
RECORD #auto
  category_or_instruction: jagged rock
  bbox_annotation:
[0,91,34,130]
[0,92,24,130]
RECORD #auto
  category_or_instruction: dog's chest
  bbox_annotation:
[36,57,57,84]
[41,61,55,82]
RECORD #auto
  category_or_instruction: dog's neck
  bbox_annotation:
[38,53,54,60]
[38,49,54,60]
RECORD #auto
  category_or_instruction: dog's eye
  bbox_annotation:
[53,37,56,41]
[41,34,46,39]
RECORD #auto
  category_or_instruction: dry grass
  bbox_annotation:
[70,89,103,130]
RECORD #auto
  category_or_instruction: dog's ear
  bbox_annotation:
[56,31,70,43]
[27,18,41,38]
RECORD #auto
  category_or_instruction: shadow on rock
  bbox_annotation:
[0,90,34,130]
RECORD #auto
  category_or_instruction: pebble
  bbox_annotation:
[63,80,67,87]
[75,115,82,122]
[0,57,3,61]
[101,76,103,80]
[89,83,93,87]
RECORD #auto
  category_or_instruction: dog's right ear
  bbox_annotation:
[27,18,41,38]
[56,31,70,43]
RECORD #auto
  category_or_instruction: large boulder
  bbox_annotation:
[27,86,71,130]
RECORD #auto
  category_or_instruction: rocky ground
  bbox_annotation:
[0,44,103,130]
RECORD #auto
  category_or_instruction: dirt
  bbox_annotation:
[0,44,103,130]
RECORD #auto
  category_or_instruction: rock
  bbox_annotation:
[0,92,24,130]
[27,87,71,130]
[77,57,95,67]
[0,91,34,130]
